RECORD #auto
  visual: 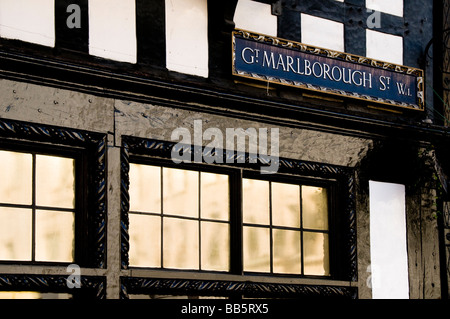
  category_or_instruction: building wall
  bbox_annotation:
[0,0,447,299]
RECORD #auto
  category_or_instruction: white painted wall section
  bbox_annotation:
[301,14,344,52]
[366,29,403,65]
[234,0,277,37]
[369,181,409,299]
[89,0,137,64]
[0,0,55,47]
[165,0,209,78]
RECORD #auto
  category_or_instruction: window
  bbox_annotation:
[0,150,75,262]
[165,0,209,77]
[129,164,230,271]
[0,0,55,47]
[128,161,331,278]
[234,0,277,37]
[243,178,330,276]
[122,137,356,298]
[89,0,137,63]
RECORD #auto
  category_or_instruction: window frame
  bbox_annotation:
[0,140,81,264]
[127,156,237,273]
[121,136,357,299]
[0,118,107,269]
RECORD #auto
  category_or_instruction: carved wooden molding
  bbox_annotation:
[0,274,106,299]
[120,277,357,299]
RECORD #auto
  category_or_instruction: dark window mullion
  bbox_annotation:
[198,171,202,271]
[160,167,164,269]
[31,153,36,262]
[300,185,304,275]
[269,181,273,274]
[230,169,243,275]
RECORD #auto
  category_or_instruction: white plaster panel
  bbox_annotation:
[234,0,277,37]
[89,0,137,64]
[366,29,403,65]
[0,0,55,47]
[165,0,209,78]
[301,14,344,52]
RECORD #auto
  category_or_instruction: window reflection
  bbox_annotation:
[129,164,161,213]
[129,214,161,267]
[163,217,199,270]
[0,151,32,205]
[302,186,328,230]
[35,210,74,262]
[201,222,229,271]
[163,167,198,218]
[201,172,229,221]
[243,226,270,273]
[243,179,330,276]
[303,232,329,276]
[273,229,301,274]
[272,182,300,228]
[36,155,75,209]
[243,179,269,224]
[0,208,32,261]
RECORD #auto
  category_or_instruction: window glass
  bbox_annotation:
[242,179,269,225]
[0,151,32,205]
[129,214,161,267]
[129,164,230,271]
[243,226,270,273]
[302,186,328,230]
[273,229,301,274]
[0,207,32,261]
[163,217,199,270]
[129,164,161,213]
[129,164,330,277]
[303,232,329,276]
[36,155,74,208]
[35,210,74,262]
[201,221,229,271]
[243,178,330,276]
[272,182,300,228]
[163,167,198,218]
[201,172,229,221]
